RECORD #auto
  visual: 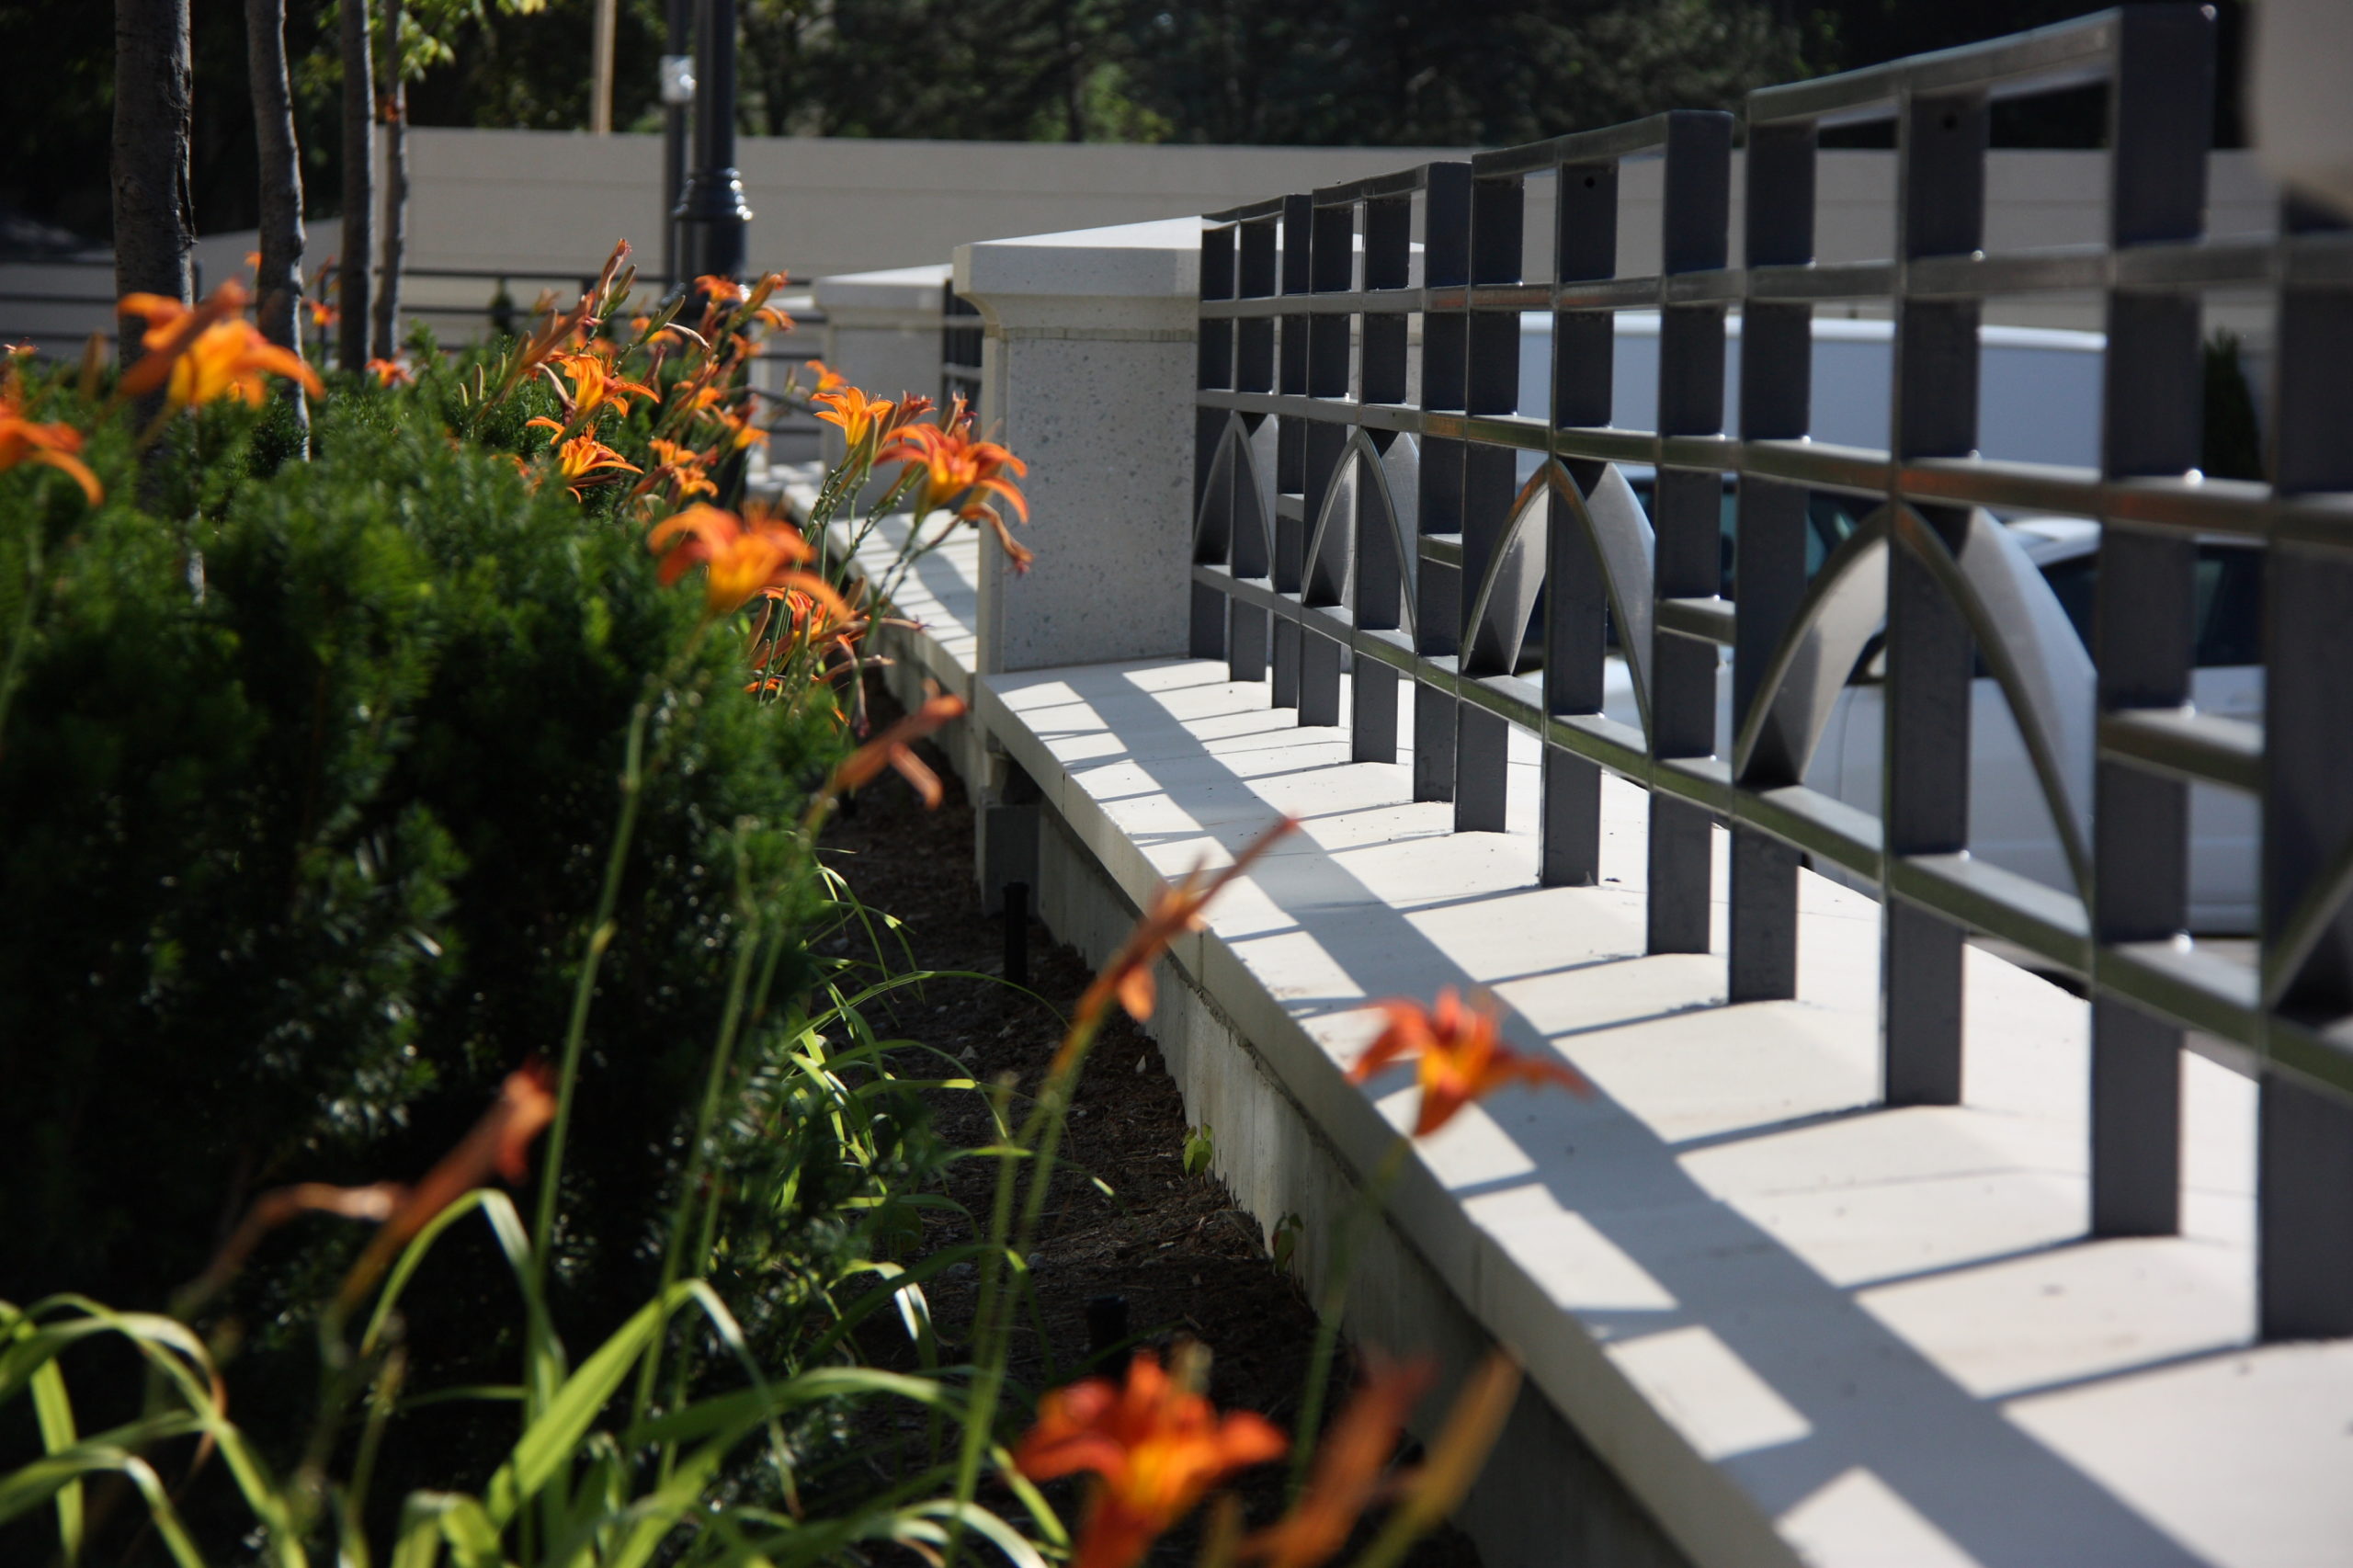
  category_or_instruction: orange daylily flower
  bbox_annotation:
[1242,1356,1433,1568]
[0,395,101,504]
[119,282,325,409]
[186,1061,557,1314]
[703,403,767,451]
[647,503,848,620]
[765,580,851,634]
[805,358,846,394]
[1014,1351,1287,1568]
[118,281,243,370]
[166,320,325,407]
[1072,818,1297,1045]
[1346,988,1592,1137]
[367,357,414,387]
[878,419,1032,569]
[307,299,339,330]
[492,293,594,402]
[695,274,747,306]
[336,1059,557,1309]
[548,433,641,500]
[583,240,634,320]
[812,385,894,450]
[750,574,864,661]
[831,692,966,808]
[633,436,718,500]
[555,349,658,415]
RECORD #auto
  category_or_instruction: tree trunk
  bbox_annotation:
[591,0,618,134]
[1060,2,1083,142]
[370,0,406,362]
[338,0,374,374]
[112,0,195,367]
[246,0,310,445]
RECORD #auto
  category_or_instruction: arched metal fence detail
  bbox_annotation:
[1186,5,2353,1341]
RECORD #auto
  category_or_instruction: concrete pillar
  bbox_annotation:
[813,263,949,508]
[953,218,1204,675]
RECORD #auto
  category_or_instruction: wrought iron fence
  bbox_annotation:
[1188,4,2353,1339]
[943,289,983,415]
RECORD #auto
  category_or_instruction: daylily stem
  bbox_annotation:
[947,1070,1034,1568]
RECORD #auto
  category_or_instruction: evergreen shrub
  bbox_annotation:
[0,386,830,1345]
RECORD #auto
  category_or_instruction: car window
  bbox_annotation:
[2040,553,2097,654]
[2193,547,2262,666]
[1618,478,1861,598]
[2034,544,2262,669]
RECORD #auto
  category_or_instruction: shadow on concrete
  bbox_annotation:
[991,655,2224,1567]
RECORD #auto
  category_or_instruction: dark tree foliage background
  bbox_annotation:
[2,0,2251,251]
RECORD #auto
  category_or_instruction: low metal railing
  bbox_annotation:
[1187,5,2353,1339]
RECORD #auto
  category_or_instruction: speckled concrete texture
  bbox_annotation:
[955,220,1206,675]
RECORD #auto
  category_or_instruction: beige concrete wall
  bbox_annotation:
[397,131,2277,293]
[395,132,2278,338]
[398,129,1467,283]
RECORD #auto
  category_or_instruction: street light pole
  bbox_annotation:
[674,0,750,286]
[658,0,694,291]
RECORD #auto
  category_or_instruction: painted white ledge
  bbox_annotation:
[965,655,2353,1568]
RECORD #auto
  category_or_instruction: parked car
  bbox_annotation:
[1595,510,2262,933]
[1476,312,2257,930]
[1518,312,2109,468]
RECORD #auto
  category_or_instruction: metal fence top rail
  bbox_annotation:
[1748,7,2124,127]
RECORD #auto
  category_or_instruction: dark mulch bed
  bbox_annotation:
[816,684,1480,1568]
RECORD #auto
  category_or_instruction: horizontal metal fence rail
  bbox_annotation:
[1188,5,2353,1339]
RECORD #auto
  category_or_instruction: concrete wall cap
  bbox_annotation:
[955,217,1209,303]
[813,263,951,312]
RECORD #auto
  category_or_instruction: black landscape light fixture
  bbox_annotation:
[675,0,751,285]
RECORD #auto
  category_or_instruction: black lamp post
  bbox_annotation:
[674,0,751,285]
[658,0,694,291]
